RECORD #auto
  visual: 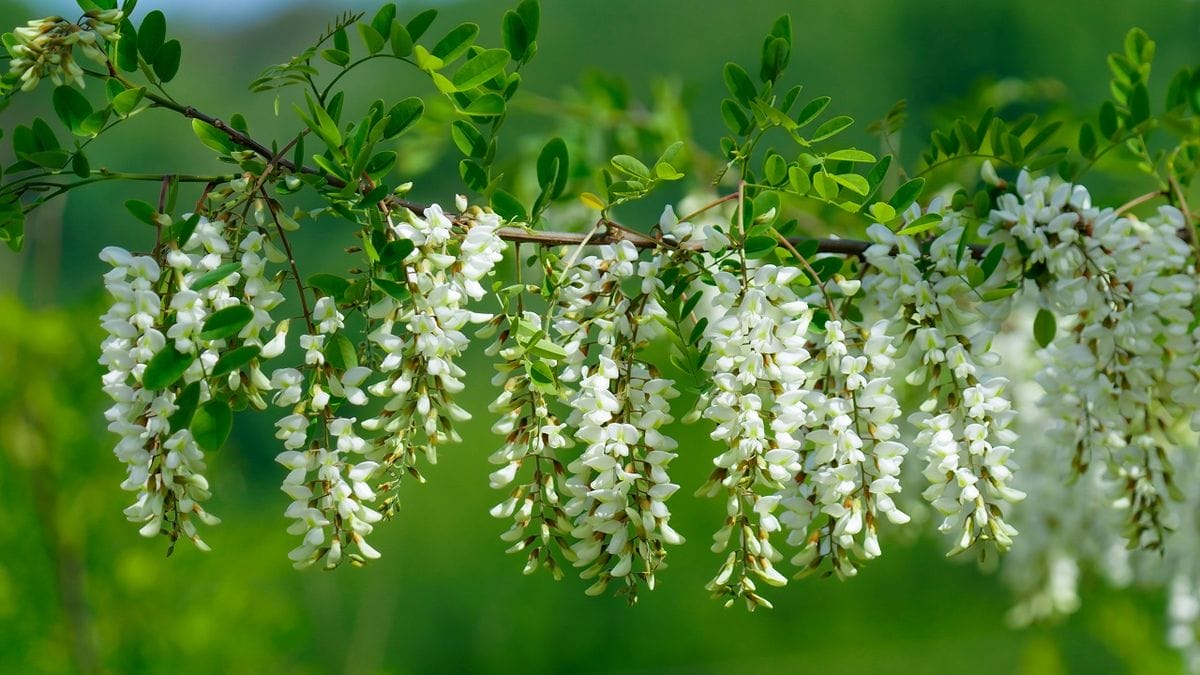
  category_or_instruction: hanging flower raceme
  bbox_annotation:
[863,197,1025,557]
[361,202,507,515]
[6,10,122,92]
[694,262,816,607]
[99,213,286,551]
[985,170,1198,551]
[544,241,684,601]
[778,316,910,579]
[485,309,575,579]
[272,291,385,569]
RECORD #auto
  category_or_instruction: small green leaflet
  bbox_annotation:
[1034,308,1057,347]
[896,213,942,236]
[199,305,254,341]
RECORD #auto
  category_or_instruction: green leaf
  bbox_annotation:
[451,120,486,158]
[112,86,146,116]
[365,151,397,178]
[384,97,424,138]
[452,48,509,91]
[459,158,488,191]
[72,152,90,178]
[825,148,875,163]
[516,0,540,41]
[1078,122,1097,159]
[812,115,853,142]
[788,166,811,195]
[980,243,1005,280]
[199,305,254,341]
[769,14,792,45]
[142,347,195,390]
[374,276,412,302]
[954,118,980,152]
[357,23,385,55]
[1099,100,1119,139]
[124,199,157,226]
[795,96,830,128]
[491,189,527,222]
[321,49,351,67]
[536,138,569,199]
[723,62,756,106]
[153,39,181,82]
[372,3,397,39]
[192,400,232,452]
[406,9,438,41]
[897,212,942,236]
[24,151,70,169]
[191,261,241,290]
[612,154,652,180]
[1023,121,1062,155]
[212,345,261,378]
[380,239,415,267]
[744,235,777,258]
[32,118,60,150]
[390,20,413,57]
[721,99,751,136]
[526,337,567,361]
[813,172,838,200]
[981,285,1019,302]
[333,27,350,54]
[1033,308,1056,348]
[888,177,925,213]
[759,36,789,83]
[763,154,787,185]
[325,333,359,370]
[79,109,110,136]
[1129,82,1151,126]
[869,202,896,222]
[192,119,235,154]
[808,257,843,283]
[831,173,869,196]
[115,19,139,72]
[431,22,479,63]
[168,381,200,432]
[462,92,505,117]
[52,86,92,135]
[308,273,351,300]
[138,10,166,62]
[502,11,530,62]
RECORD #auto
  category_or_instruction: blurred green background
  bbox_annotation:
[1,0,1198,673]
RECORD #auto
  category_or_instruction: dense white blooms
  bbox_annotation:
[271,202,505,565]
[695,263,815,605]
[359,203,506,512]
[548,241,683,600]
[100,215,290,550]
[986,172,1197,550]
[779,318,909,578]
[864,198,1025,555]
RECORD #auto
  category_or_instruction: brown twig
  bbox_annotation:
[262,189,315,334]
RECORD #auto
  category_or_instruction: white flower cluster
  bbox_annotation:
[485,311,574,578]
[100,215,286,550]
[549,241,684,599]
[986,171,1197,550]
[778,318,910,578]
[7,11,121,91]
[695,263,815,605]
[270,202,507,568]
[864,199,1025,555]
[363,204,506,502]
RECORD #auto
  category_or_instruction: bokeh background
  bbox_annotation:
[2,0,1198,673]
